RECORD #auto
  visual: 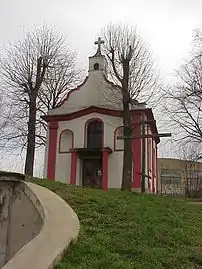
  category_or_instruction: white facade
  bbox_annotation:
[44,39,159,192]
[49,113,124,188]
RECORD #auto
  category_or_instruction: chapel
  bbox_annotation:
[43,38,160,193]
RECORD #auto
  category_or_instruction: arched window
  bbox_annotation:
[94,63,99,70]
[59,129,73,153]
[114,127,124,151]
[86,120,103,148]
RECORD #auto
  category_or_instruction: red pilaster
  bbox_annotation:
[132,114,141,189]
[146,124,150,190]
[151,139,155,193]
[47,121,58,180]
[102,150,108,190]
[70,151,78,185]
[155,144,158,194]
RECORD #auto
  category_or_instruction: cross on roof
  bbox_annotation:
[94,37,104,54]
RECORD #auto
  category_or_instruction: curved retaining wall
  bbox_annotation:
[0,172,80,269]
[0,173,43,267]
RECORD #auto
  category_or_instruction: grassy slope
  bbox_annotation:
[33,179,202,269]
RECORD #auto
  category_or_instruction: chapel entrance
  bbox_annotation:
[83,158,102,188]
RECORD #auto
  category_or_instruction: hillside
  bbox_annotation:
[33,179,202,269]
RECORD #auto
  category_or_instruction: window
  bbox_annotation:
[59,130,73,153]
[187,170,202,179]
[161,176,181,186]
[160,169,181,186]
[87,120,103,148]
[114,127,124,151]
[186,170,202,189]
[94,63,99,70]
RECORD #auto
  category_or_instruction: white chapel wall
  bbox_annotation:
[108,151,123,188]
[54,112,123,184]
[57,113,122,149]
[76,158,81,186]
[59,130,73,152]
[55,137,71,184]
[48,72,122,116]
[45,111,157,190]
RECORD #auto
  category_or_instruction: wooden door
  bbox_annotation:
[83,159,102,188]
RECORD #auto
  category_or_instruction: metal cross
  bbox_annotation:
[94,37,104,52]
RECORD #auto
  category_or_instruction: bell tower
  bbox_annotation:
[88,37,106,74]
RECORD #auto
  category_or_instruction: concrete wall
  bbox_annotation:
[158,158,202,195]
[1,172,80,269]
[0,174,42,268]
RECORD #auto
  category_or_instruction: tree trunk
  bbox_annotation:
[121,103,133,191]
[24,95,37,176]
[121,59,133,191]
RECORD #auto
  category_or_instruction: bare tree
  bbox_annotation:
[0,25,80,176]
[0,95,9,147]
[37,53,81,146]
[165,29,202,146]
[180,144,202,198]
[101,23,159,190]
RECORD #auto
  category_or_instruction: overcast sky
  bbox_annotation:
[1,0,202,78]
[0,0,202,174]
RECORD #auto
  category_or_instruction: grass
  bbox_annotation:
[32,179,202,269]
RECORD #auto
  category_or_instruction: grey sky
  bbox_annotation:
[0,0,202,174]
[1,0,202,78]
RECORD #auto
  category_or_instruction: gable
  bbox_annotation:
[48,73,123,116]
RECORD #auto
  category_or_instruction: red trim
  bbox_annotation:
[156,144,158,194]
[152,139,155,193]
[132,114,142,189]
[103,75,122,91]
[70,151,77,184]
[53,76,89,109]
[47,121,58,180]
[114,126,124,151]
[102,150,108,190]
[42,107,160,144]
[84,118,104,148]
[146,124,150,190]
[52,74,120,110]
[144,109,160,144]
[43,106,123,122]
[59,129,74,153]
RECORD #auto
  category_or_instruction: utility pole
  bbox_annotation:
[117,119,171,193]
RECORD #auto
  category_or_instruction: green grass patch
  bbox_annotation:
[32,179,202,269]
